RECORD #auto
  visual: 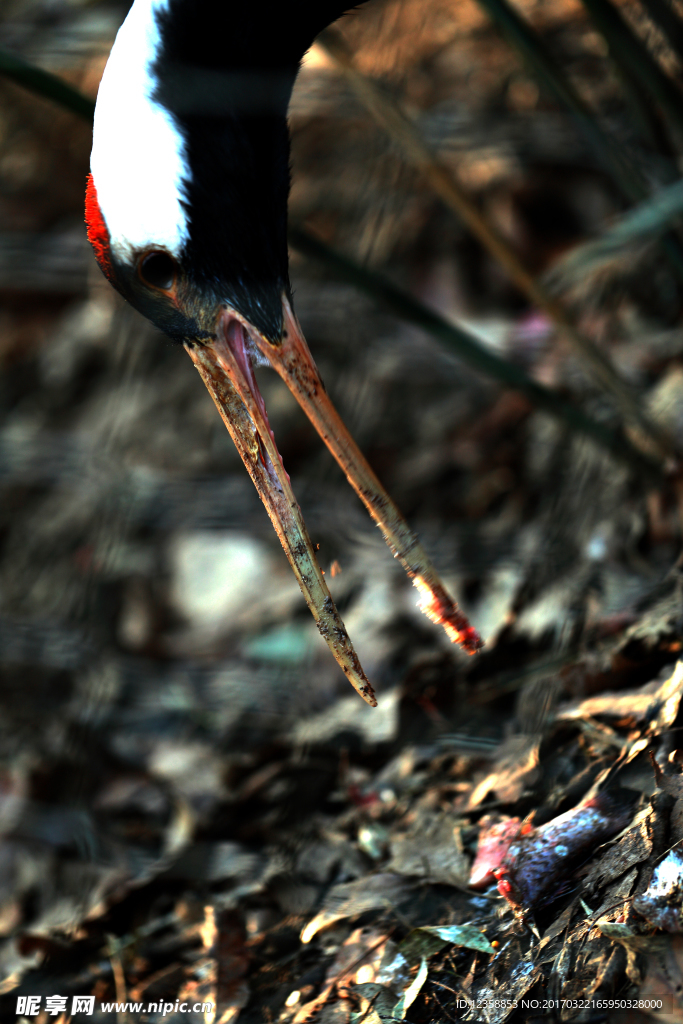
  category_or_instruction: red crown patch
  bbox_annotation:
[85,173,113,281]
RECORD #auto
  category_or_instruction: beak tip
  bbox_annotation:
[187,323,379,705]
[341,664,377,707]
[461,626,485,655]
[415,577,484,654]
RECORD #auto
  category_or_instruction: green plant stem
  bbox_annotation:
[473,0,683,278]
[0,48,95,121]
[318,27,673,461]
[473,0,642,201]
[289,226,663,483]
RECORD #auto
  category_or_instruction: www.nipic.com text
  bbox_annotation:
[16,995,214,1016]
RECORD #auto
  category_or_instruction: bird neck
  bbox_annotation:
[150,0,359,339]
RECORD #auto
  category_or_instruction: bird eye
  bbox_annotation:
[139,251,177,291]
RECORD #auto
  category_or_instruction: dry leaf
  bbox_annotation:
[301,875,410,943]
[388,814,470,887]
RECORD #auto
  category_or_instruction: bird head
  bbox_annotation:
[86,0,481,704]
[85,0,384,705]
[85,0,340,345]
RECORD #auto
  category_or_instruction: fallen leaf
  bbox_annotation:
[556,661,683,735]
[626,932,683,1020]
[418,925,495,954]
[388,814,470,887]
[393,957,428,1019]
[468,736,540,806]
[301,875,410,943]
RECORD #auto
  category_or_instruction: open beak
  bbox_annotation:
[185,314,377,708]
[185,296,482,706]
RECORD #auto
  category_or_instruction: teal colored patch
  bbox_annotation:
[244,624,315,664]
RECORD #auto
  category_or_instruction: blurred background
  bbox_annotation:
[1,0,683,1012]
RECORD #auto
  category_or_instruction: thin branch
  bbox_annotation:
[317,28,674,463]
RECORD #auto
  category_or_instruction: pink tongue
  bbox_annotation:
[224,320,290,482]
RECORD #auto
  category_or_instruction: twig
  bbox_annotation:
[291,933,392,1024]
[106,935,129,1024]
[317,28,674,463]
[429,985,459,1023]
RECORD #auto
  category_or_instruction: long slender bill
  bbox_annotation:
[254,296,483,656]
[185,318,377,707]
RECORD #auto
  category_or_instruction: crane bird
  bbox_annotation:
[85,0,482,706]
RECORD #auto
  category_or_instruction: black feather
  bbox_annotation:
[152,0,361,340]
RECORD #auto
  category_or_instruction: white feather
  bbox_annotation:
[91,0,190,262]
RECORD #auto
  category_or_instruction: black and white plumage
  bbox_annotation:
[89,0,351,340]
[87,0,481,705]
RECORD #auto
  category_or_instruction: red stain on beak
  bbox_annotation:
[85,173,113,281]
